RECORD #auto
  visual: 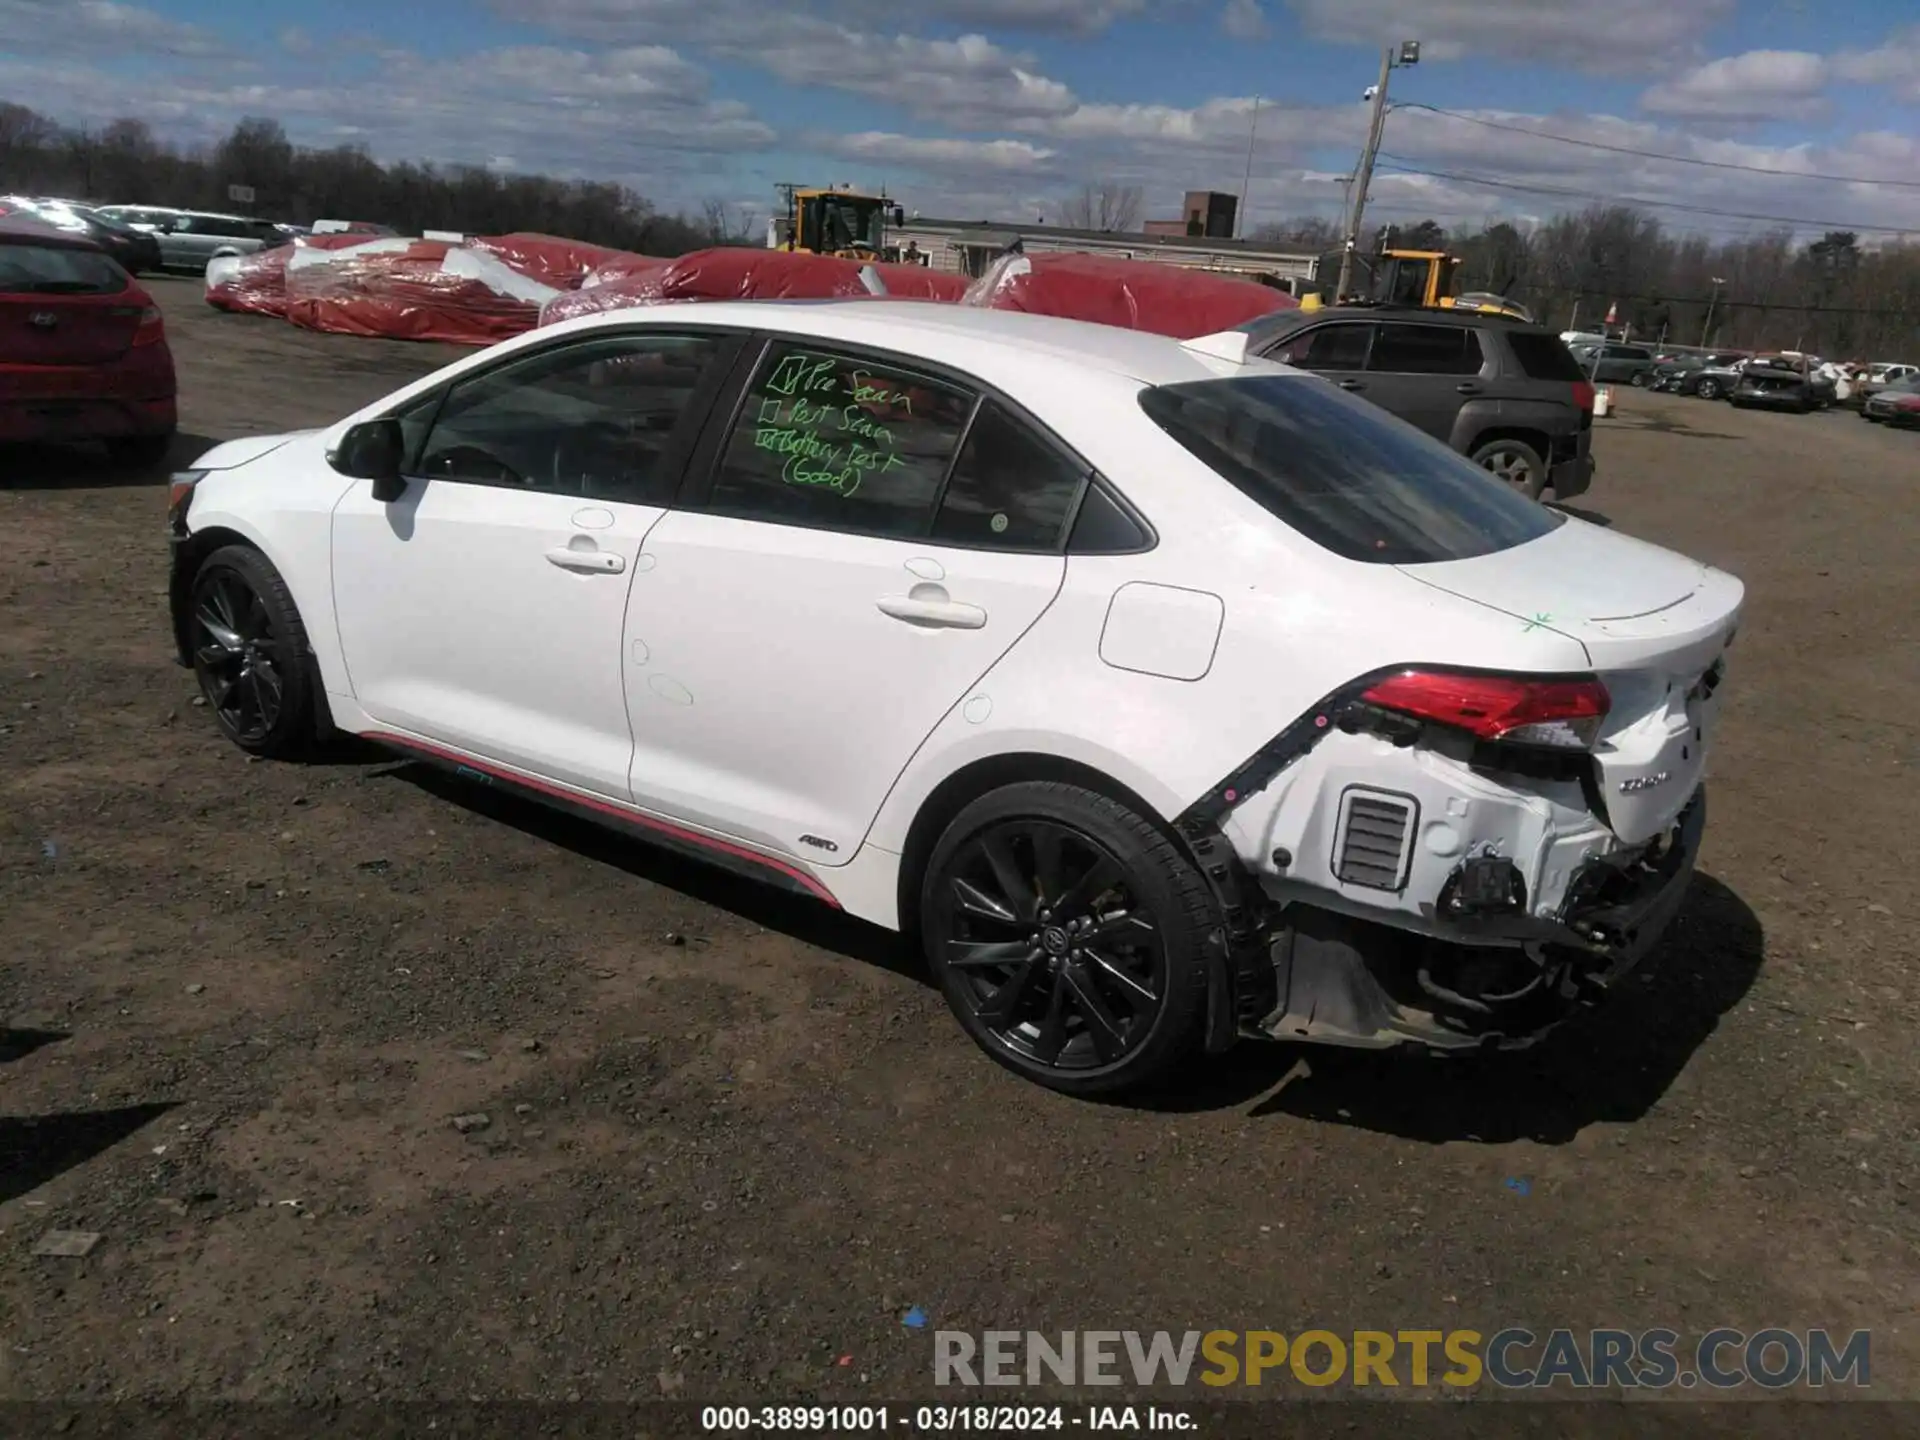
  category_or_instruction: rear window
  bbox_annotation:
[1138,375,1562,565]
[1505,331,1585,382]
[0,244,127,295]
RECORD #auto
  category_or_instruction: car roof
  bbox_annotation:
[0,212,101,249]
[545,298,1290,388]
[1235,303,1550,346]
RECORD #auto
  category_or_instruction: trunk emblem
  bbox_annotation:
[1619,771,1672,794]
[27,311,59,329]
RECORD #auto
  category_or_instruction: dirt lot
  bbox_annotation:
[3,276,1918,1410]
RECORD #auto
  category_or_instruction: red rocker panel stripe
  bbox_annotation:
[361,730,841,907]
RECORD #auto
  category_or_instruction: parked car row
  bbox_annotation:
[1862,378,1920,427]
[0,196,163,275]
[93,206,290,271]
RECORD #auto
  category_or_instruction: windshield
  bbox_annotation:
[0,243,128,294]
[1138,374,1564,565]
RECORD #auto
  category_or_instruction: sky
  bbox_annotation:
[1,0,1917,241]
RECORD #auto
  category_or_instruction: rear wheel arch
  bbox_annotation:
[1467,423,1552,457]
[896,751,1184,939]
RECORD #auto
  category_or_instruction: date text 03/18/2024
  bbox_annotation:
[700,1406,1191,1432]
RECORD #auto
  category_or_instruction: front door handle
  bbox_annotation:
[1337,378,1365,390]
[878,595,987,629]
[545,546,626,575]
[1456,382,1482,394]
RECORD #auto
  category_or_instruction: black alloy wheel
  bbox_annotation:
[188,545,316,758]
[922,782,1214,1096]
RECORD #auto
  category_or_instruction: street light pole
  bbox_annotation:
[1335,41,1419,301]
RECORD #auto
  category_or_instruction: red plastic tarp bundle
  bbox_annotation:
[539,248,971,326]
[204,233,368,318]
[961,252,1296,338]
[467,232,630,291]
[281,237,562,345]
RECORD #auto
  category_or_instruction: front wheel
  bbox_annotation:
[918,781,1217,1097]
[1630,371,1649,387]
[1696,378,1722,400]
[1470,438,1547,500]
[188,545,319,759]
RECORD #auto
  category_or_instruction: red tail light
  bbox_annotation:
[1361,670,1611,749]
[132,304,165,346]
[1571,379,1595,412]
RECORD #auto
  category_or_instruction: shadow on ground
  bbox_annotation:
[1133,872,1763,1141]
[0,433,220,489]
[379,761,926,986]
[0,1102,178,1206]
[0,1028,69,1066]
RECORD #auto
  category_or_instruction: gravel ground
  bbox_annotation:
[3,278,1917,1413]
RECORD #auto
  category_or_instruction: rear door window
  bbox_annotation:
[1505,332,1586,381]
[705,342,976,539]
[1368,324,1483,375]
[1267,322,1373,372]
[1138,374,1562,565]
[930,399,1087,550]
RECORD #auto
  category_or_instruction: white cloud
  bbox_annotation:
[1640,50,1831,121]
[1835,27,1920,103]
[0,41,776,185]
[1282,0,1736,73]
[818,131,1059,172]
[1221,0,1267,40]
[843,0,1149,34]
[0,0,228,59]
[486,0,1084,124]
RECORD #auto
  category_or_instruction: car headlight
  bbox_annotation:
[167,471,205,534]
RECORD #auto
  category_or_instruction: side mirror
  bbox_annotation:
[330,417,408,502]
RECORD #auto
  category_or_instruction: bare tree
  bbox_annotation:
[1250,215,1341,250]
[1058,182,1143,233]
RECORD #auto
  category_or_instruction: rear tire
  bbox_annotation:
[107,432,173,469]
[1629,371,1649,387]
[918,781,1217,1097]
[187,545,319,760]
[1470,437,1547,501]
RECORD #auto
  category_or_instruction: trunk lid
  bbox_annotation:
[0,291,143,365]
[1399,518,1744,844]
[0,236,141,365]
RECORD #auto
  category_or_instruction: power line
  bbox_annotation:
[1373,155,1919,234]
[1392,102,1920,192]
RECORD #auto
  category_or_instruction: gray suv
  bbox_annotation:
[1237,307,1595,501]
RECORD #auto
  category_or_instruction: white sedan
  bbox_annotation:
[166,301,1742,1096]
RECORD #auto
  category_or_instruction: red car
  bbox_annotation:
[1,213,176,466]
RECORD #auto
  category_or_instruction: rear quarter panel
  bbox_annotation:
[862,382,1594,864]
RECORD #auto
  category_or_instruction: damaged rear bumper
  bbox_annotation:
[1256,787,1706,1052]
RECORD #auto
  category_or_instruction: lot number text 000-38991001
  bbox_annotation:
[701,1406,1174,1432]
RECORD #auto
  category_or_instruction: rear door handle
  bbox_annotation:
[878,596,987,629]
[1456,382,1483,394]
[545,546,626,574]
[1337,378,1366,390]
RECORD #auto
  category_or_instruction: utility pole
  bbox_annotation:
[1700,277,1726,347]
[1237,96,1261,240]
[1335,40,1418,301]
